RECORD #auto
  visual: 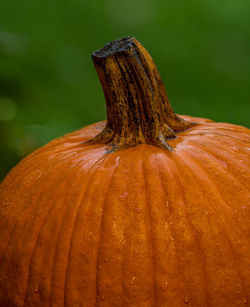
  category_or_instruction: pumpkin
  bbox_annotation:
[0,36,249,307]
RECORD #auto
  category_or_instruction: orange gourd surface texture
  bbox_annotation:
[0,37,249,307]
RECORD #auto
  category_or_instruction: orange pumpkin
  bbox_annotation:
[0,37,249,307]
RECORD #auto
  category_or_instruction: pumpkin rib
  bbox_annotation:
[64,154,115,305]
[94,154,122,305]
[178,150,249,301]
[178,149,243,232]
[165,153,210,305]
[142,156,156,305]
[186,130,248,143]
[62,153,108,306]
[119,149,156,306]
[22,157,91,306]
[183,145,250,271]
[148,150,207,305]
[0,151,69,270]
[190,141,250,196]
[187,144,250,218]
[45,155,104,306]
[172,153,242,305]
[196,136,249,158]
[1,154,84,306]
[1,149,84,195]
[47,170,91,305]
[185,145,247,207]
[187,129,248,144]
[120,150,146,306]
[184,135,249,165]
[0,144,95,231]
[157,156,192,305]
[99,150,131,306]
[170,154,210,306]
[151,157,186,305]
[71,152,129,306]
[119,153,129,306]
[186,130,249,146]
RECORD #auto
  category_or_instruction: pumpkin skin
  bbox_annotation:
[0,116,250,307]
[0,37,250,307]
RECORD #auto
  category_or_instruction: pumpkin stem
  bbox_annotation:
[88,36,194,151]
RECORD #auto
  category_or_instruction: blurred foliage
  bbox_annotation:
[0,0,249,180]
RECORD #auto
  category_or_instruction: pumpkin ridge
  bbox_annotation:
[159,154,221,305]
[143,149,200,305]
[94,154,122,305]
[1,149,83,193]
[177,150,249,301]
[142,156,156,305]
[47,156,105,306]
[157,156,191,305]
[22,158,90,306]
[120,150,141,305]
[118,148,156,306]
[0,168,49,269]
[188,144,250,205]
[164,153,209,305]
[178,150,245,229]
[170,155,210,306]
[186,128,250,145]
[184,145,250,246]
[0,151,68,264]
[63,153,109,305]
[189,141,250,187]
[190,135,249,156]
[1,156,83,306]
[172,153,239,305]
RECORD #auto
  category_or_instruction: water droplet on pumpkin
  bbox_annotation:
[104,257,108,263]
[119,191,128,200]
[34,287,38,293]
[129,276,136,285]
[101,296,105,300]
[184,297,189,304]
[98,266,102,271]
[134,207,142,214]
[160,281,168,291]
[243,297,247,304]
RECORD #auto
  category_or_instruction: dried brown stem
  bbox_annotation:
[87,36,194,151]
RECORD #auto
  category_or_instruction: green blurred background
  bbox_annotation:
[0,0,249,181]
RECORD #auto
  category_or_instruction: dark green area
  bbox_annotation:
[0,0,249,181]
